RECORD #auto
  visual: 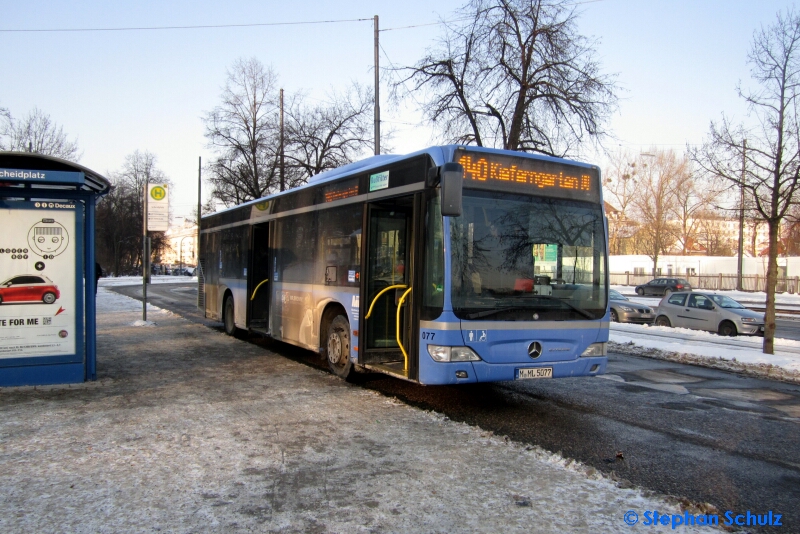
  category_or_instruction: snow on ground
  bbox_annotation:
[50,284,715,532]
[612,285,800,383]
[99,274,196,287]
[98,276,180,324]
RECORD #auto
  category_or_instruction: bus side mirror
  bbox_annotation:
[428,162,463,217]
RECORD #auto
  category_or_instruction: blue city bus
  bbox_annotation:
[199,145,609,384]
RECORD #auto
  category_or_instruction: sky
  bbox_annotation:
[1,0,797,220]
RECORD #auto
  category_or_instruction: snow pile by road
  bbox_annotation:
[99,274,196,287]
[612,285,800,383]
[97,281,176,325]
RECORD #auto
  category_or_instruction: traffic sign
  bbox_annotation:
[146,184,169,231]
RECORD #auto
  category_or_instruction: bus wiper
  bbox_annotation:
[465,306,535,320]
[516,295,596,320]
[533,295,594,319]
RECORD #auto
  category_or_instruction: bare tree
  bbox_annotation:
[96,151,172,274]
[671,165,721,255]
[603,151,643,254]
[692,9,800,353]
[286,83,374,180]
[629,150,688,275]
[0,105,10,132]
[204,58,282,206]
[394,0,617,156]
[205,59,378,207]
[96,181,140,276]
[0,107,80,161]
[694,209,736,256]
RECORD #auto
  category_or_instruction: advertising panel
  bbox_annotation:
[0,202,80,360]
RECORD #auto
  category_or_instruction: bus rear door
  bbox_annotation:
[248,222,271,334]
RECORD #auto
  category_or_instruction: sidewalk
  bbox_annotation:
[0,288,699,533]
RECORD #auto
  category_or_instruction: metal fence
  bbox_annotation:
[610,273,800,294]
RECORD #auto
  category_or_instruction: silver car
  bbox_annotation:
[654,292,765,336]
[609,289,655,323]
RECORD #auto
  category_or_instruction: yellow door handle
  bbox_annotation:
[364,284,407,319]
[250,279,269,301]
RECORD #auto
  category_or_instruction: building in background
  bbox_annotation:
[161,218,197,273]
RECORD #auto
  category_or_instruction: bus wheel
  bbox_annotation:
[326,315,352,379]
[223,295,236,336]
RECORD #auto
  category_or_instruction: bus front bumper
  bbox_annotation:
[418,356,607,385]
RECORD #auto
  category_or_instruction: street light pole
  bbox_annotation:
[374,15,380,155]
[179,235,190,275]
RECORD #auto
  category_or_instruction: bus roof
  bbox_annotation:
[203,145,599,218]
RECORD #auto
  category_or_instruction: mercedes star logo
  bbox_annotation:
[527,341,543,359]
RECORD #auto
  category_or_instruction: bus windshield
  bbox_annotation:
[450,190,607,321]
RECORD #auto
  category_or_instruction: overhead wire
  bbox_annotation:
[0,17,373,33]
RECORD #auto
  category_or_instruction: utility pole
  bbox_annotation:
[374,15,380,155]
[197,156,202,235]
[142,180,149,321]
[197,156,202,309]
[280,88,285,191]
[737,139,746,291]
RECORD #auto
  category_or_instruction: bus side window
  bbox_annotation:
[319,205,363,287]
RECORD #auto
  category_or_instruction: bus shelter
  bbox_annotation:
[0,152,110,387]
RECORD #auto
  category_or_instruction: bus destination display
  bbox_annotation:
[457,151,599,202]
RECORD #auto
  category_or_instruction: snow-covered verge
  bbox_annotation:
[611,285,800,384]
[609,338,800,385]
[99,274,196,287]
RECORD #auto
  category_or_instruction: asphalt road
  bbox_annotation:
[111,282,800,531]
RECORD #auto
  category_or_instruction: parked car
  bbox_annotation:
[653,291,764,336]
[0,274,60,304]
[634,277,692,296]
[609,289,655,323]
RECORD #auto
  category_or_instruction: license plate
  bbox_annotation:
[517,367,553,379]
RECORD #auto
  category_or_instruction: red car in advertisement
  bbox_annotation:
[0,274,60,304]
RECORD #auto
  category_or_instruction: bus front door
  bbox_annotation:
[361,200,418,378]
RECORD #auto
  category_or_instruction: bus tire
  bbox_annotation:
[223,295,237,336]
[326,314,352,379]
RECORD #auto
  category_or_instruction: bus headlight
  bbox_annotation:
[427,345,482,362]
[580,342,607,357]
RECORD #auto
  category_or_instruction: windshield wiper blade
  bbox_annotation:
[465,306,533,320]
[515,295,596,320]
